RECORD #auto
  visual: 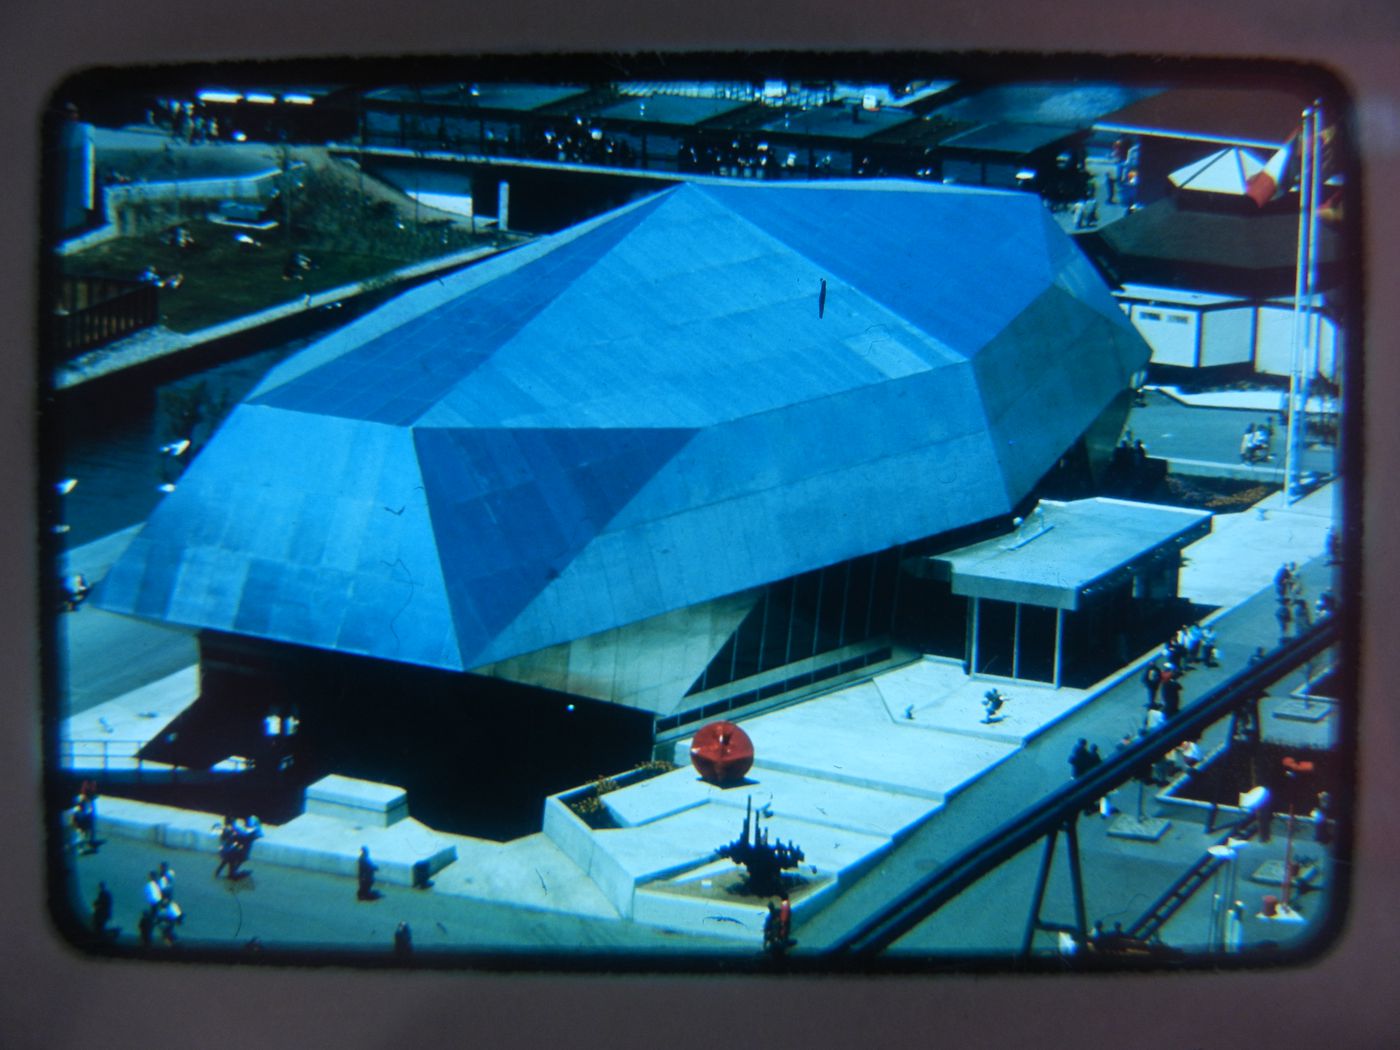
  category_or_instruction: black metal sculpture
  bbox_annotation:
[716,796,805,897]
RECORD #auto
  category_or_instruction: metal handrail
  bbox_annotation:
[59,737,192,780]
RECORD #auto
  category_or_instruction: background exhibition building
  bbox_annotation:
[94,179,1153,835]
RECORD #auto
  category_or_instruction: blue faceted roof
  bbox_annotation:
[98,180,1149,673]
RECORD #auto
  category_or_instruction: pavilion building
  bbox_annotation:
[96,179,1161,829]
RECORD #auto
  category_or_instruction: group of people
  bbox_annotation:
[1172,622,1217,669]
[1274,562,1331,641]
[1140,653,1184,726]
[1103,137,1142,211]
[139,861,183,946]
[260,706,301,774]
[1276,562,1307,639]
[762,893,793,957]
[1240,420,1275,464]
[149,98,224,145]
[1067,737,1105,780]
[213,814,263,880]
[139,264,185,291]
[1138,621,1217,725]
[1067,738,1110,816]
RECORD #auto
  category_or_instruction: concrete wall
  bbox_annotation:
[1200,307,1256,367]
[1255,304,1337,380]
[59,168,284,255]
[1120,296,1338,380]
[1130,303,1200,367]
[473,591,756,717]
[542,795,638,917]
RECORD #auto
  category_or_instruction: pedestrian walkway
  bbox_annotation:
[1180,484,1334,607]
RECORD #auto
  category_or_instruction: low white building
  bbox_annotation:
[1114,283,1338,381]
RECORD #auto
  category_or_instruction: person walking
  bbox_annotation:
[137,908,154,947]
[1166,635,1187,675]
[213,816,237,878]
[154,896,183,944]
[1294,595,1313,632]
[1200,626,1219,667]
[92,882,112,937]
[394,922,413,956]
[143,870,164,917]
[1068,739,1093,779]
[1275,598,1293,642]
[228,816,262,879]
[71,790,97,853]
[1141,662,1162,706]
[1107,139,1125,202]
[1162,674,1183,718]
[1178,738,1203,770]
[157,861,175,899]
[1185,623,1203,665]
[1083,744,1105,816]
[357,846,379,901]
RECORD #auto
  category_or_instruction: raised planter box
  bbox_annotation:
[541,795,637,917]
[304,774,408,828]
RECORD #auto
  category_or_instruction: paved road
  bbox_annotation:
[1129,389,1336,481]
[63,833,739,959]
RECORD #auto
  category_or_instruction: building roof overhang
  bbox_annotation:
[925,498,1213,610]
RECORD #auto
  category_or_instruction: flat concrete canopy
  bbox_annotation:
[926,498,1212,611]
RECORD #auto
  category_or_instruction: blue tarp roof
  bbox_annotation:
[98,180,1149,674]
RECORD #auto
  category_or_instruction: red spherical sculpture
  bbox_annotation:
[689,720,754,785]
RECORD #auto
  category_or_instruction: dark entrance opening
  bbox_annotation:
[135,633,655,841]
[974,598,1017,679]
[1017,604,1058,683]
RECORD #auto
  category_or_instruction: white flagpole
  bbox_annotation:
[1305,104,1325,429]
[1284,108,1312,505]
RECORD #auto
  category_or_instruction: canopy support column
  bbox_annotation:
[969,597,981,675]
[1012,603,1022,679]
[1053,608,1065,688]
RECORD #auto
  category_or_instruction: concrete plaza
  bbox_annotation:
[56,470,1341,958]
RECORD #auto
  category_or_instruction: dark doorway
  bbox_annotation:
[974,598,1017,679]
[137,634,655,841]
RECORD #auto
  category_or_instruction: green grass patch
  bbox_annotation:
[61,157,506,333]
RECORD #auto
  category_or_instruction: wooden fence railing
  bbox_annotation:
[54,275,159,360]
